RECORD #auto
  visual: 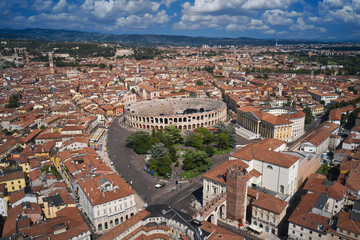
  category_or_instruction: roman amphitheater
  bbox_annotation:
[124,98,227,130]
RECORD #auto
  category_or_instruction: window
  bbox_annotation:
[105,222,108,229]
[254,211,257,216]
[253,221,257,226]
[280,185,284,194]
[267,215,269,221]
[12,187,14,190]
[115,218,119,225]
[97,210,100,216]
[109,208,112,214]
[261,213,263,219]
[110,220,113,228]
[121,217,123,222]
[115,206,117,211]
[300,233,303,237]
[318,233,321,238]
[310,230,312,234]
[98,224,103,231]
[104,209,106,214]
[292,231,295,234]
[267,165,273,170]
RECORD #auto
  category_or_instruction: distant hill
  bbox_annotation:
[0,28,327,47]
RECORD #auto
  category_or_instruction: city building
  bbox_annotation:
[77,173,138,233]
[99,204,244,240]
[308,90,339,105]
[237,106,305,142]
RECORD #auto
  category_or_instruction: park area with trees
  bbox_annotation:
[125,123,236,179]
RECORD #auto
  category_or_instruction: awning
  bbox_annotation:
[247,224,263,233]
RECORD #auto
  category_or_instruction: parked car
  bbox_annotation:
[155,183,165,188]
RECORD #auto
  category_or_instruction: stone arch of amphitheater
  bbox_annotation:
[124,98,227,130]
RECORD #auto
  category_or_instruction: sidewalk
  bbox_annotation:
[96,129,116,172]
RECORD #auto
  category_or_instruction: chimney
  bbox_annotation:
[256,192,259,200]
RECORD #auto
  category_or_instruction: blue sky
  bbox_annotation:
[1,0,360,40]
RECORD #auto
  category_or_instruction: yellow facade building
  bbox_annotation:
[0,170,26,193]
[237,106,293,141]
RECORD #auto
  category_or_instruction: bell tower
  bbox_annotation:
[226,165,248,224]
[48,52,55,75]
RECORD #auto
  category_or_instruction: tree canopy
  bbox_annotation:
[126,131,158,154]
[304,107,313,125]
[182,150,212,172]
[147,143,168,161]
[5,94,20,108]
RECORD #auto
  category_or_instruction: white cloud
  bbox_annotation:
[161,0,176,8]
[290,18,315,30]
[308,16,320,22]
[80,0,161,19]
[262,9,301,25]
[34,0,53,11]
[19,0,169,30]
[53,0,67,12]
[174,14,249,30]
[242,0,299,10]
[175,0,301,32]
[181,0,299,15]
[328,5,360,23]
[264,29,276,34]
[318,0,360,24]
[320,0,344,9]
[116,10,170,28]
[290,17,327,32]
[92,0,115,18]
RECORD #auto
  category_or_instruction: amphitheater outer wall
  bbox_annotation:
[124,98,227,131]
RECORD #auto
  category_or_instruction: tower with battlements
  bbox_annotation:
[226,165,248,224]
[48,52,55,75]
[277,83,283,97]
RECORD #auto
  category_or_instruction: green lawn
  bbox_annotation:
[180,170,201,180]
[316,164,331,177]
[42,166,63,180]
[214,147,233,155]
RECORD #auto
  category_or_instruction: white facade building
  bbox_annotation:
[78,173,138,233]
[0,198,7,217]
